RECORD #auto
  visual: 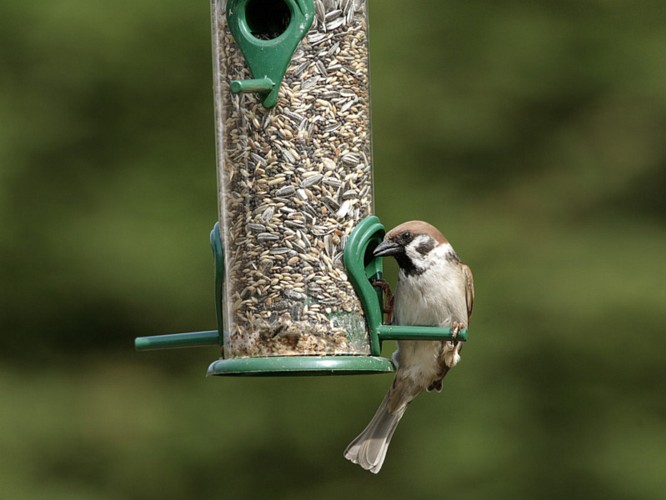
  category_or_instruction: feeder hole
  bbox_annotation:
[246,0,292,40]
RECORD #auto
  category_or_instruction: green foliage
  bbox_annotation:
[1,0,665,498]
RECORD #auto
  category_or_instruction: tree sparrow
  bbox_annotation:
[344,220,475,473]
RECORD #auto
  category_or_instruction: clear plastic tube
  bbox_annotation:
[211,0,373,358]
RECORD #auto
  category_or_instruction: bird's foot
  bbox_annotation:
[371,278,395,324]
[450,321,465,341]
[443,325,464,368]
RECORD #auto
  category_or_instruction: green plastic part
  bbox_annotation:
[210,222,225,344]
[226,0,315,108]
[135,330,220,351]
[230,77,274,94]
[134,223,226,352]
[207,355,394,377]
[342,215,386,356]
[343,215,470,356]
[377,325,468,342]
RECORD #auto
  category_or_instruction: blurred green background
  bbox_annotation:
[1,0,665,498]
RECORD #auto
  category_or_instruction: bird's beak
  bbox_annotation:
[373,240,402,257]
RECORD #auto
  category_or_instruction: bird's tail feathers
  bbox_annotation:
[343,390,407,474]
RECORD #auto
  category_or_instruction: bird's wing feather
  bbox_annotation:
[462,263,474,322]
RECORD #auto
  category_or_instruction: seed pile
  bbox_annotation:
[212,0,374,358]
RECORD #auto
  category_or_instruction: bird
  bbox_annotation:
[344,220,474,473]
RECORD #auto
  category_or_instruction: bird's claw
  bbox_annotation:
[450,321,465,341]
[371,278,395,324]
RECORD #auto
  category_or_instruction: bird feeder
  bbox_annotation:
[135,0,467,376]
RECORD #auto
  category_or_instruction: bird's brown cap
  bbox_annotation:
[385,220,448,245]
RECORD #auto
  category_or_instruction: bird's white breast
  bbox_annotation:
[393,245,468,328]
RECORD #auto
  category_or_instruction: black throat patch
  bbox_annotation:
[395,253,423,277]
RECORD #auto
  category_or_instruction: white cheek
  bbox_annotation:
[404,246,423,267]
[435,243,454,256]
[404,235,435,270]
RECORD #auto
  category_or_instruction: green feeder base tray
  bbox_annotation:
[207,355,395,377]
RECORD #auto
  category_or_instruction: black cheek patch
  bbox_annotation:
[415,239,435,256]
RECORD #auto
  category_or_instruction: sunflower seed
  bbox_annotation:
[321,196,340,210]
[296,188,309,200]
[269,247,291,255]
[260,207,275,222]
[322,177,342,187]
[336,200,352,218]
[342,152,360,165]
[301,174,323,188]
[285,220,306,229]
[284,289,307,301]
[341,100,355,113]
[301,76,320,91]
[275,185,296,196]
[257,233,279,242]
[326,18,345,31]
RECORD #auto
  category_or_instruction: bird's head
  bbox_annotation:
[373,220,452,276]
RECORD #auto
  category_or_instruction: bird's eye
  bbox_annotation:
[401,231,412,241]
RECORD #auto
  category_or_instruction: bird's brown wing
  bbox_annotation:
[462,263,474,323]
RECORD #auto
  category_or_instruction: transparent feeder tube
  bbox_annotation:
[211,0,374,359]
